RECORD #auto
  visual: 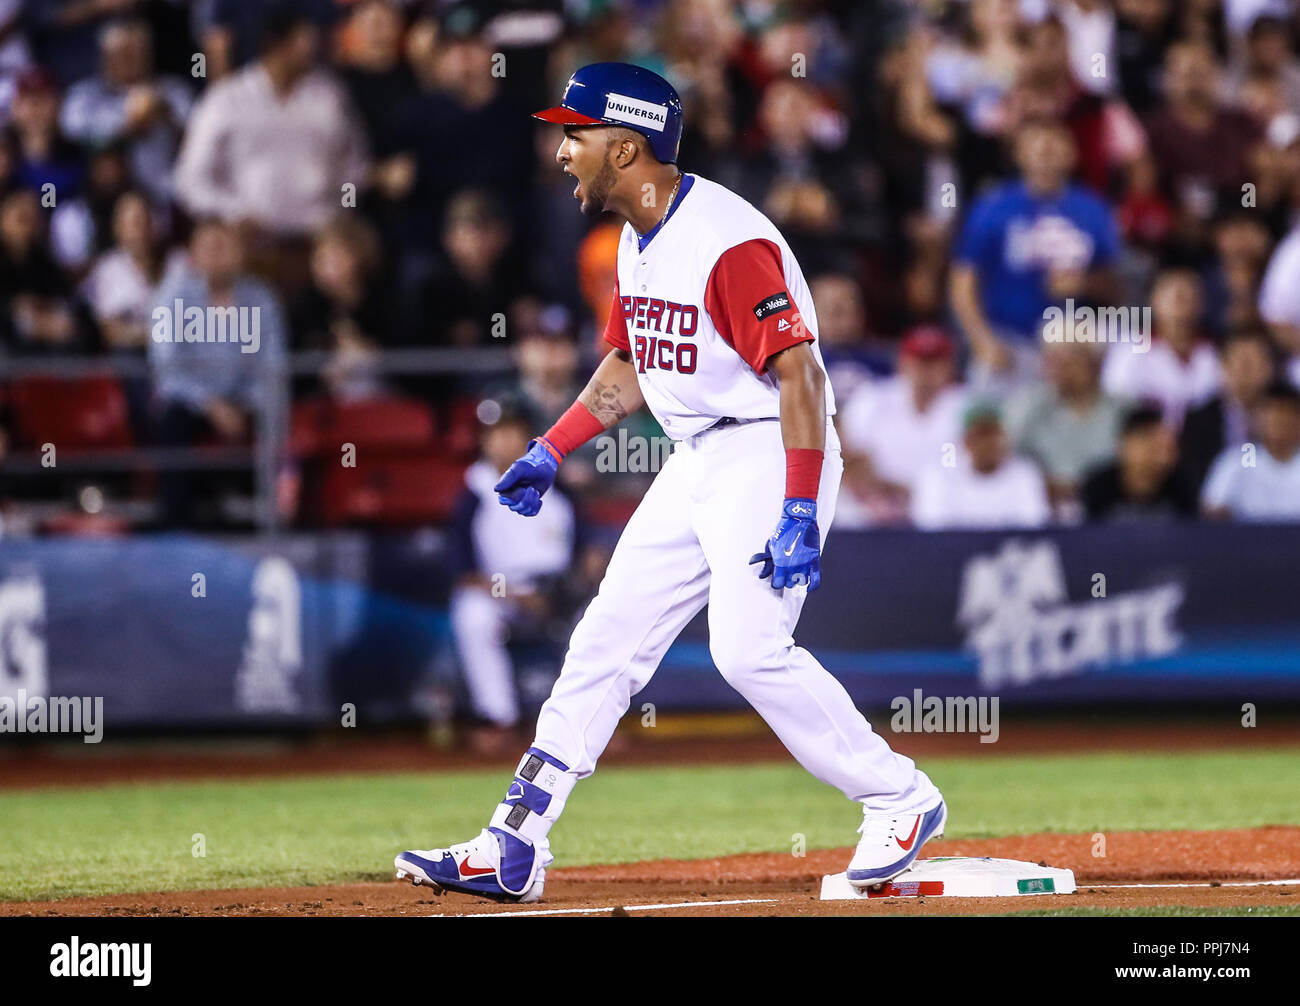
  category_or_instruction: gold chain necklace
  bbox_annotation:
[658,171,683,225]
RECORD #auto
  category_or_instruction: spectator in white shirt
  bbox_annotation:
[81,189,187,351]
[1102,267,1221,427]
[82,189,187,439]
[1057,0,1117,96]
[173,6,369,241]
[911,403,1051,530]
[60,19,192,204]
[838,326,966,525]
[0,0,33,120]
[1202,380,1300,522]
[1258,221,1300,386]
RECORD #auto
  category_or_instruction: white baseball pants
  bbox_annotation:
[532,418,941,813]
[450,587,521,727]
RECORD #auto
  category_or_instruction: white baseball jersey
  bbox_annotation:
[602,174,838,438]
[526,172,939,815]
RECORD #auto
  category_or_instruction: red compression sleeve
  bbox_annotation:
[539,401,605,460]
[785,448,824,500]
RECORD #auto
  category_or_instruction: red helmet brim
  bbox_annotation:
[532,106,605,125]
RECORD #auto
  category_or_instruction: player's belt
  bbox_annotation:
[707,416,778,432]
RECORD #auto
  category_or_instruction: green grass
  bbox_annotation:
[1,748,1297,901]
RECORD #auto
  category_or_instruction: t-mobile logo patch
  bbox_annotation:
[753,292,792,320]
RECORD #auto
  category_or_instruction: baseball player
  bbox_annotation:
[396,64,946,903]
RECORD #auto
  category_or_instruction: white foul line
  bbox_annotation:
[1096,878,1300,890]
[448,879,1300,915]
[459,897,779,918]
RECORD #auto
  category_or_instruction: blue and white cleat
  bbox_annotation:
[397,747,575,904]
[395,827,549,904]
[846,799,948,888]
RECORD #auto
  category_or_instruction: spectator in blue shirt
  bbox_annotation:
[950,116,1121,393]
[148,217,286,526]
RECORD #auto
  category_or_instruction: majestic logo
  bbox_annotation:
[752,291,792,320]
[957,540,1183,687]
[603,92,668,131]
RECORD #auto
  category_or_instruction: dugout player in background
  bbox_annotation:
[396,64,946,903]
[446,406,579,748]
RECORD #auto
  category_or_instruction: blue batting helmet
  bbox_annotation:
[533,62,683,164]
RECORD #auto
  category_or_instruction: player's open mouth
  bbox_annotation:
[563,165,580,201]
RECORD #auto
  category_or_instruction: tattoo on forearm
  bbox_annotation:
[582,379,629,427]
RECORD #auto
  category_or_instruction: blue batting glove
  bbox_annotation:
[493,438,559,517]
[749,498,822,591]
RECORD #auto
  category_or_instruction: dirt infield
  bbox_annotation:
[4,827,1297,917]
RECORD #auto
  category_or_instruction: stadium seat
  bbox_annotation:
[8,375,133,451]
[42,511,131,536]
[289,396,437,458]
[306,448,467,527]
[442,396,483,460]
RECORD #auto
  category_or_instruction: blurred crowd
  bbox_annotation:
[2,0,1300,538]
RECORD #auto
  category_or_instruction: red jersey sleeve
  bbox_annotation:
[704,238,814,374]
[602,281,630,352]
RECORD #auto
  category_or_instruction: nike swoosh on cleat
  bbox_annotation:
[895,817,922,851]
[458,862,496,878]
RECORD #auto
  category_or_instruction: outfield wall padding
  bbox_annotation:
[1,524,1296,729]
